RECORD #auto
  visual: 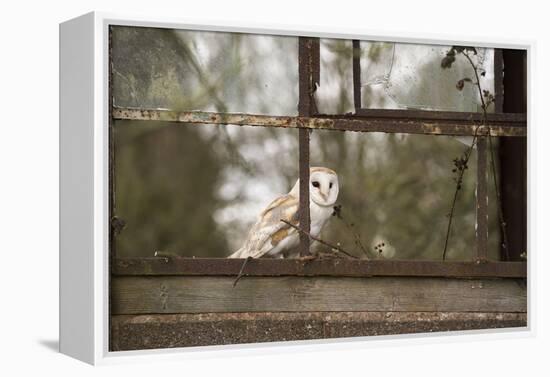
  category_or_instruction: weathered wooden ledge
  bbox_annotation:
[111,269,527,351]
[112,276,527,314]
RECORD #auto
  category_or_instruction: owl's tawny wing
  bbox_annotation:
[229,194,299,258]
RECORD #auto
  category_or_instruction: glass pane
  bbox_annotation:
[309,130,500,260]
[317,39,495,113]
[112,26,298,116]
[360,42,494,112]
[114,120,298,258]
[316,39,355,114]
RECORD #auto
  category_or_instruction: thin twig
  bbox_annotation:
[280,219,358,259]
[333,205,370,258]
[442,123,481,260]
[461,51,487,115]
[232,256,252,287]
[462,50,509,258]
[443,50,490,260]
[443,49,508,260]
[344,221,370,258]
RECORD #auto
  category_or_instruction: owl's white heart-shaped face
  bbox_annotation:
[309,168,339,207]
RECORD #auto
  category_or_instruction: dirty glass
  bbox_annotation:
[309,130,500,261]
[112,26,501,260]
[111,26,299,116]
[114,120,298,258]
[317,39,495,113]
[316,39,355,114]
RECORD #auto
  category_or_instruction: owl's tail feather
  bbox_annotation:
[228,247,246,258]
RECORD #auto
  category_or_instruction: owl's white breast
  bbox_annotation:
[309,202,334,238]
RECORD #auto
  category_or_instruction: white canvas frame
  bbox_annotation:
[59,11,534,365]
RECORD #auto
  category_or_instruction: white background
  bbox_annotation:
[1,0,548,375]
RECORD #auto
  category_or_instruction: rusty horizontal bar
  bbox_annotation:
[113,107,526,137]
[353,108,525,123]
[113,258,527,278]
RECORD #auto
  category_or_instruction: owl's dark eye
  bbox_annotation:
[312,181,320,188]
[329,182,333,189]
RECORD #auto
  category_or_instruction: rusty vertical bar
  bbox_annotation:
[108,25,115,351]
[491,49,505,261]
[298,37,320,256]
[311,39,320,100]
[298,38,311,257]
[108,32,116,265]
[476,137,489,261]
[298,129,310,257]
[500,49,527,261]
[494,49,504,113]
[298,37,319,115]
[352,40,361,111]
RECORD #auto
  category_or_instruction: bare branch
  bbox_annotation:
[332,205,370,258]
[281,219,359,259]
[443,48,509,260]
[442,123,482,260]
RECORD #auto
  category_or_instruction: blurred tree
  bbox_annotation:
[312,40,499,260]
[112,27,231,257]
[115,121,228,257]
[111,27,499,260]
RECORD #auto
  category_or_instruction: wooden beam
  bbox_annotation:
[112,276,527,315]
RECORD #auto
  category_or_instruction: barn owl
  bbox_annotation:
[228,167,339,259]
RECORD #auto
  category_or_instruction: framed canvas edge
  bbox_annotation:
[94,10,533,49]
[59,12,98,365]
[58,10,536,365]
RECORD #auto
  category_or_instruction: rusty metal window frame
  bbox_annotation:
[110,31,527,279]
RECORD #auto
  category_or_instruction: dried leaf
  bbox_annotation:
[441,55,456,69]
